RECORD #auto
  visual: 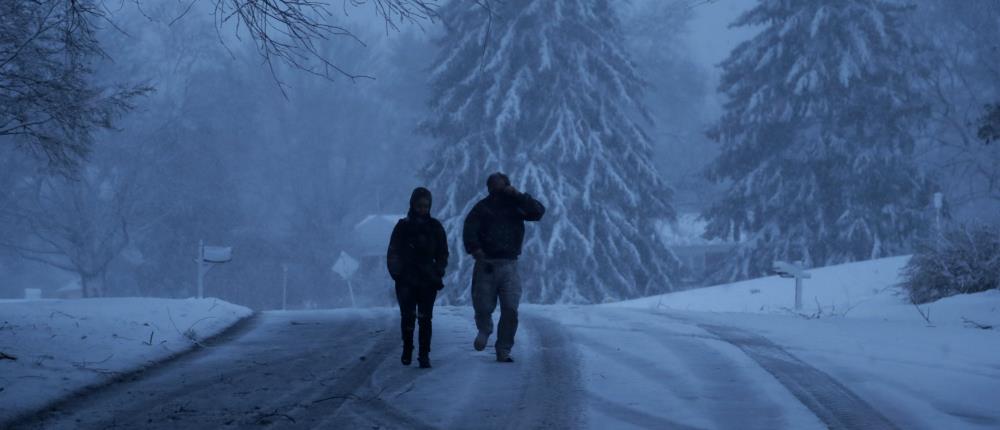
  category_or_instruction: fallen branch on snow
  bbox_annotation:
[72,353,113,369]
[778,306,820,320]
[166,307,207,347]
[913,303,934,326]
[961,317,994,330]
[49,310,78,320]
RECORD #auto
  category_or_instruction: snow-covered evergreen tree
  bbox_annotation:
[420,0,680,304]
[704,0,936,282]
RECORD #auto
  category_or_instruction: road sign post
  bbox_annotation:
[282,264,288,311]
[333,252,359,308]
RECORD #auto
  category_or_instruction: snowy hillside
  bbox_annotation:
[0,298,251,424]
[616,255,1000,328]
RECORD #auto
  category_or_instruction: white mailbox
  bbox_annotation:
[197,241,233,299]
[202,246,233,263]
[772,260,811,310]
[772,261,811,279]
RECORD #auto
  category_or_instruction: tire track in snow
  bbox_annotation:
[503,312,585,430]
[696,322,900,430]
[305,326,439,430]
[572,307,823,430]
[584,392,707,430]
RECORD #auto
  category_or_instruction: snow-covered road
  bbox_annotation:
[10,305,915,430]
[12,307,581,429]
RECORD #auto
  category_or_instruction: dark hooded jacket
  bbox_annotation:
[462,190,545,260]
[386,187,449,289]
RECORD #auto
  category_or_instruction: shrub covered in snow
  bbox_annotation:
[901,223,1000,304]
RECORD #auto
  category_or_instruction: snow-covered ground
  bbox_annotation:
[5,257,998,429]
[613,256,1000,429]
[0,298,252,424]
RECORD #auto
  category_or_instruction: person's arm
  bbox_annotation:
[515,192,545,221]
[433,220,449,278]
[386,221,405,281]
[463,204,486,259]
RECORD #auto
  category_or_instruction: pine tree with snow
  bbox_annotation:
[420,0,681,304]
[703,0,936,282]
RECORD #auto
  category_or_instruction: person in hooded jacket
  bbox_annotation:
[386,187,449,368]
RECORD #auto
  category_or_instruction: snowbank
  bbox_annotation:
[0,297,252,424]
[666,308,1000,430]
[609,256,1000,428]
[615,256,1000,328]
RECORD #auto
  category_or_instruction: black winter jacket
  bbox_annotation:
[386,216,449,289]
[462,192,545,260]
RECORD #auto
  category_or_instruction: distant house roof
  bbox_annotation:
[352,214,404,256]
[355,214,404,230]
[56,280,82,293]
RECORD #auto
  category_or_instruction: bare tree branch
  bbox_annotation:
[205,0,441,95]
[1,0,151,171]
[978,103,1000,144]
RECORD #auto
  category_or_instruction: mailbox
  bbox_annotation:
[202,246,233,263]
[772,261,811,279]
[772,260,811,311]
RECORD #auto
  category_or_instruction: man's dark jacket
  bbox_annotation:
[387,216,449,289]
[463,192,546,260]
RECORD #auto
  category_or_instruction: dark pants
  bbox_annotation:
[471,259,521,355]
[395,283,438,355]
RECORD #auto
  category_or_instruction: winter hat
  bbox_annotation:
[409,187,432,209]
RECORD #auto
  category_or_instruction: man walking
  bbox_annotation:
[463,172,545,362]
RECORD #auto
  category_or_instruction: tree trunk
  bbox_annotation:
[80,272,106,298]
[80,274,90,298]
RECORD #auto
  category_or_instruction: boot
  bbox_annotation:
[401,318,415,366]
[474,331,490,351]
[401,345,413,366]
[417,317,432,368]
[496,351,514,363]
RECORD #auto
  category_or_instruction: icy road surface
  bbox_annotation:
[15,306,905,429]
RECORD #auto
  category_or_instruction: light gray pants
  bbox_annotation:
[471,259,522,355]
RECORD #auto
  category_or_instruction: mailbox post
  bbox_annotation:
[772,260,811,311]
[197,240,232,299]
